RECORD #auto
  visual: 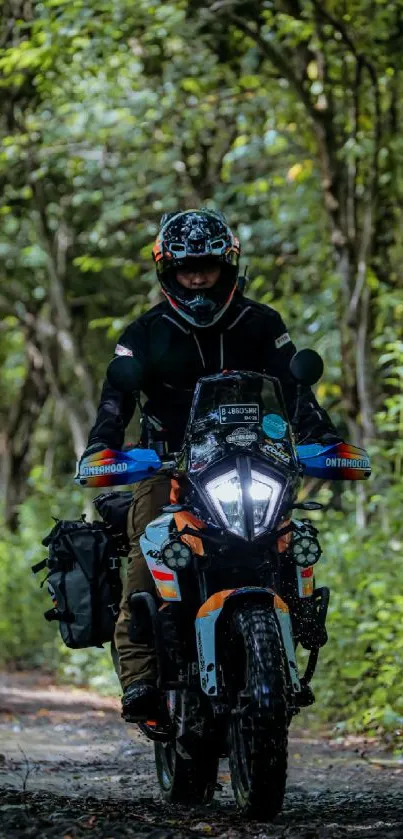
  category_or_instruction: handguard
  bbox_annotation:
[297,442,371,480]
[75,447,162,487]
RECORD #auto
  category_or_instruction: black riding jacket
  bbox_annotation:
[88,294,338,452]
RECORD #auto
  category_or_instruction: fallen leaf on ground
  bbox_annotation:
[191,823,212,833]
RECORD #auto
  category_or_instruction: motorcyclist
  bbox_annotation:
[82,209,341,720]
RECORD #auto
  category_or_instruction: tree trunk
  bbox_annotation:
[221,4,381,448]
[3,338,49,532]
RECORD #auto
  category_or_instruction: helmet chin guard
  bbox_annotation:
[162,278,238,328]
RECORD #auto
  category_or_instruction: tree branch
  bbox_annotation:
[212,6,345,228]
[310,0,360,61]
[225,13,316,118]
[3,330,50,531]
[30,178,96,424]
[347,202,373,326]
[311,0,381,200]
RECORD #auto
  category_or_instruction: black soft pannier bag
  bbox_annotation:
[35,520,122,649]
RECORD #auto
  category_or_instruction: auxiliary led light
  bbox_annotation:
[161,540,192,570]
[293,530,322,568]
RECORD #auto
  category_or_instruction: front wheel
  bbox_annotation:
[227,604,288,820]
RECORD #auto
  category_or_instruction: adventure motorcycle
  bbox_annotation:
[75,350,370,819]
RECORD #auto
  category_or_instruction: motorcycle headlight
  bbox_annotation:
[205,469,244,536]
[249,469,283,535]
[205,467,284,538]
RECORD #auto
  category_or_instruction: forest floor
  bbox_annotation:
[0,671,402,839]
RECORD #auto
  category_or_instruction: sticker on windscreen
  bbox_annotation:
[226,427,258,446]
[262,413,287,439]
[219,404,259,425]
[263,442,291,464]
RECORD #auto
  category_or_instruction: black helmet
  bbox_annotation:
[152,209,241,327]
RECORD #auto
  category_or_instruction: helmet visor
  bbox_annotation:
[175,257,222,277]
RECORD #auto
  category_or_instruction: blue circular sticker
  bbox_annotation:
[262,413,287,440]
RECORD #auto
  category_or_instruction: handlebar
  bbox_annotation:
[75,441,370,489]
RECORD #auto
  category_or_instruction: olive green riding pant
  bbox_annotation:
[114,474,171,690]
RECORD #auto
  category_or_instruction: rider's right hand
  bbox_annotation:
[79,441,108,465]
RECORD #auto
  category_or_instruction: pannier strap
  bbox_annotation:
[32,558,48,574]
[44,607,74,623]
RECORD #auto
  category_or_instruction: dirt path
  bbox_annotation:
[0,672,402,838]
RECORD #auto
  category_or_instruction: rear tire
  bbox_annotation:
[227,604,288,820]
[154,691,218,804]
[155,741,218,804]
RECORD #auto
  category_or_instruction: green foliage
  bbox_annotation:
[57,646,120,695]
[0,482,83,669]
[0,477,120,691]
[315,483,403,736]
[0,533,56,668]
[0,0,402,730]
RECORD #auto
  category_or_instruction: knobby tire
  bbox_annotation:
[228,604,288,819]
[154,689,218,804]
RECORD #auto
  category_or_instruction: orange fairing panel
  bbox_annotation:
[170,478,181,504]
[174,510,206,556]
[196,589,236,619]
[273,594,289,613]
[195,589,236,695]
[196,588,289,620]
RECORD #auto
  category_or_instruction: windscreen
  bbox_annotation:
[184,372,294,473]
[189,372,287,431]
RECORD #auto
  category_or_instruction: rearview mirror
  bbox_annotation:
[290,349,324,387]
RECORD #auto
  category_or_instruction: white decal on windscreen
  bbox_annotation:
[219,404,259,425]
[226,427,258,445]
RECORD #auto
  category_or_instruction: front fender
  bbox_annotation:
[195,587,299,696]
